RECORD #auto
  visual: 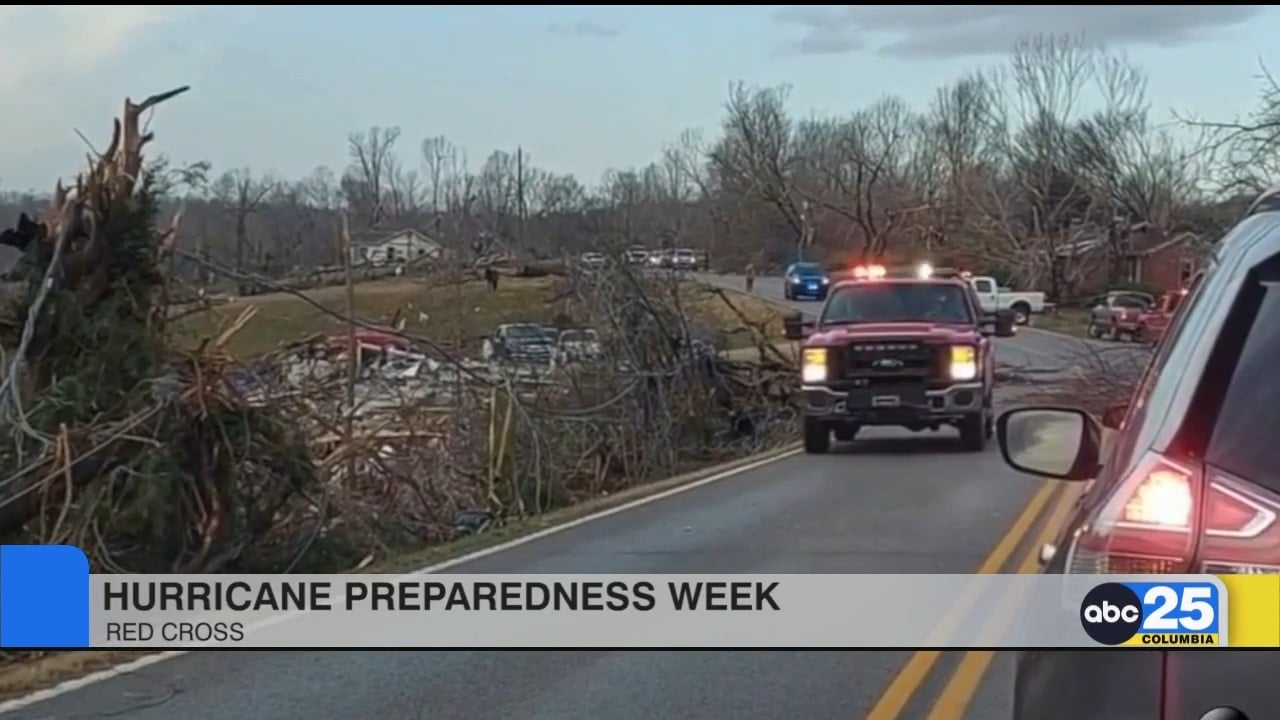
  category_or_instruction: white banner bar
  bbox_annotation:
[44,573,1228,649]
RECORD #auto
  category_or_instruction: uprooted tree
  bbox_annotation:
[0,88,319,573]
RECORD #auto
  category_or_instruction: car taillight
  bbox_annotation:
[1199,470,1280,574]
[1066,451,1280,577]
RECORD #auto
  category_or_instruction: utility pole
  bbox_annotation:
[516,146,526,248]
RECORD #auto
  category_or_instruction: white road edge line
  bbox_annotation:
[0,446,802,715]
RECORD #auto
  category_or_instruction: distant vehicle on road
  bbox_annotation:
[672,248,706,270]
[782,261,830,300]
[784,264,1016,453]
[966,275,1046,325]
[624,247,649,265]
[579,252,606,268]
[1086,290,1155,340]
[648,249,673,268]
[996,186,1280,720]
[482,323,557,365]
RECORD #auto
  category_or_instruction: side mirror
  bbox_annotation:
[1101,403,1128,430]
[980,311,1017,338]
[782,313,814,340]
[996,406,1103,481]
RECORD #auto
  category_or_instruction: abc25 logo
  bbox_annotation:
[1079,581,1222,646]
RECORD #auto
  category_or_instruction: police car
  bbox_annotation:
[782,262,830,300]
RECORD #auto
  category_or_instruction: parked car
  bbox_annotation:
[551,328,604,369]
[579,252,606,268]
[994,186,1280,719]
[1133,289,1187,345]
[481,323,557,365]
[966,275,1046,325]
[1086,290,1156,340]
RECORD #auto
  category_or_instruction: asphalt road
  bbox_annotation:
[4,273,1114,720]
[702,273,1151,382]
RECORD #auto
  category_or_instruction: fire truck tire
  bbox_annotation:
[803,418,830,454]
[959,411,988,452]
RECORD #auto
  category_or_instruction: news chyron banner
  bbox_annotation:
[1,546,1278,649]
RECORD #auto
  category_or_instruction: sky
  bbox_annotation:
[0,5,1276,192]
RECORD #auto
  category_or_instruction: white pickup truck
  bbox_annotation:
[966,276,1046,325]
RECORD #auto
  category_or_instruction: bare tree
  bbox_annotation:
[344,126,402,228]
[421,135,456,213]
[915,72,1000,254]
[795,96,920,260]
[1183,62,1280,198]
[971,35,1101,295]
[301,166,342,210]
[12,37,1234,294]
[212,168,278,274]
[710,83,811,267]
[384,154,422,221]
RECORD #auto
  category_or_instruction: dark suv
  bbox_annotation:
[995,189,1280,719]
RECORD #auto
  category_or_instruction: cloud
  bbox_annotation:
[772,5,1266,59]
[0,6,194,92]
[546,20,621,39]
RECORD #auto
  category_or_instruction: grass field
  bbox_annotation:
[1031,307,1091,339]
[171,275,787,358]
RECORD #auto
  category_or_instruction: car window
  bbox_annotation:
[506,325,546,339]
[1114,296,1150,308]
[1205,274,1280,490]
[1113,214,1280,482]
[821,283,972,325]
[973,279,993,293]
[1099,269,1210,487]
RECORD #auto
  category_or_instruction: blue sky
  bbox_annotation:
[1,5,1276,192]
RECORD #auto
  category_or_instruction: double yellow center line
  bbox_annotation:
[864,478,1085,720]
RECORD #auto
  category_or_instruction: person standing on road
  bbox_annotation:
[745,262,756,293]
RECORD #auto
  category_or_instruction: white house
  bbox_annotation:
[351,229,443,266]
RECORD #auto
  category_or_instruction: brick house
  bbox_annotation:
[1120,227,1204,292]
[1065,222,1207,296]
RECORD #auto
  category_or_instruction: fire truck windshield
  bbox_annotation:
[820,283,972,325]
